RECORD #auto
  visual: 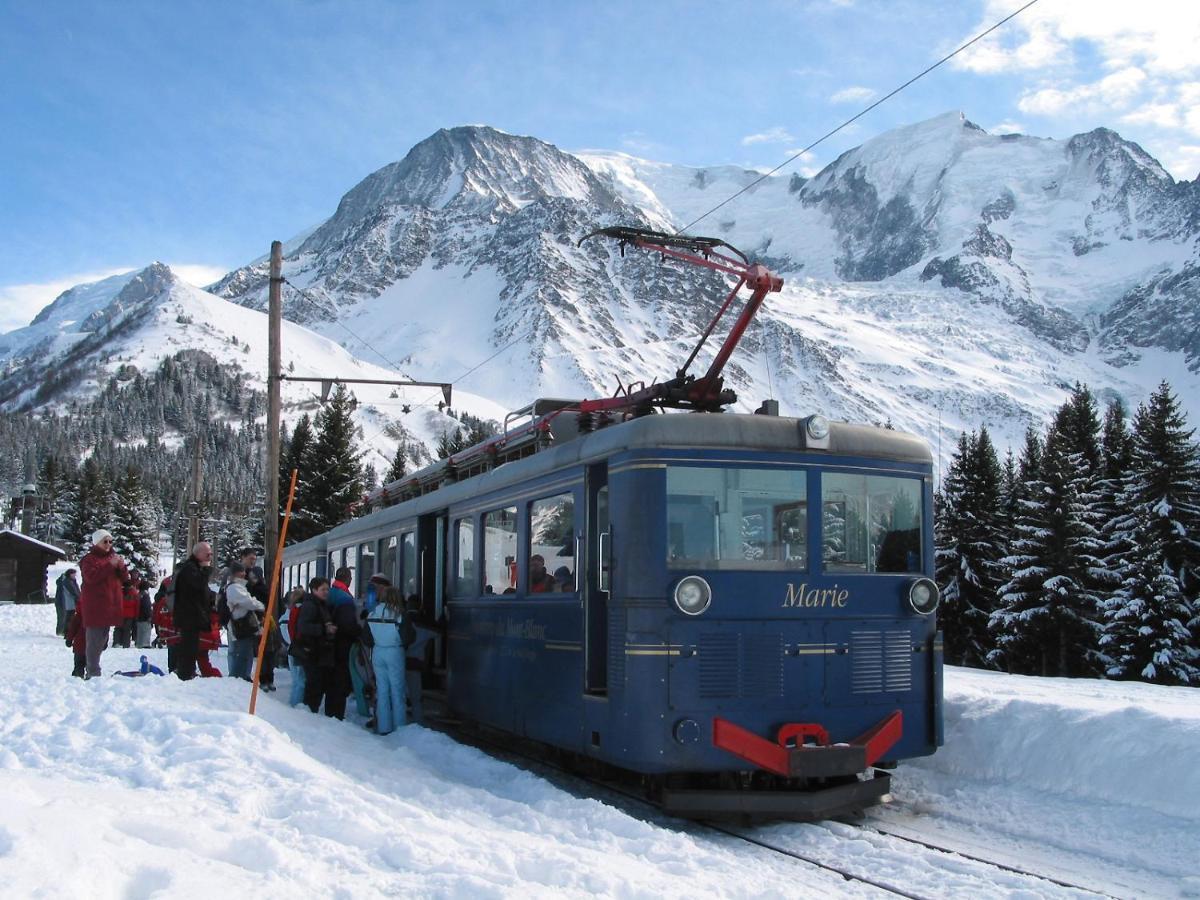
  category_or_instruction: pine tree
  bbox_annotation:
[936,428,1005,667]
[1101,507,1198,684]
[282,414,316,542]
[1102,382,1200,682]
[109,467,160,578]
[436,426,467,459]
[385,443,407,484]
[298,386,363,536]
[35,455,75,547]
[64,457,113,558]
[991,427,1049,673]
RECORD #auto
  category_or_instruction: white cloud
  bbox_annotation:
[784,149,821,177]
[1017,66,1146,117]
[0,268,131,334]
[952,2,1200,177]
[1120,104,1182,130]
[829,85,877,104]
[954,1,1200,76]
[169,263,228,289]
[1161,145,1200,180]
[988,120,1025,134]
[0,261,230,335]
[741,127,795,146]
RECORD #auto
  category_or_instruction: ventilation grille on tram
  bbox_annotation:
[851,629,913,694]
[699,633,783,700]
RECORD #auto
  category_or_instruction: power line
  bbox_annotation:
[675,0,1043,236]
[283,279,413,377]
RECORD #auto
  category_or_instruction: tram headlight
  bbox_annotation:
[673,576,712,616]
[806,414,830,440]
[908,578,940,615]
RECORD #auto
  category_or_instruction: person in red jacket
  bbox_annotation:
[196,608,223,678]
[114,576,140,648]
[78,529,131,678]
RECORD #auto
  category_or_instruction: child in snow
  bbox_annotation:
[65,608,86,678]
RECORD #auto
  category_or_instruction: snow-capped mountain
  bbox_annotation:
[0,262,506,472]
[206,115,1200,459]
[8,113,1199,467]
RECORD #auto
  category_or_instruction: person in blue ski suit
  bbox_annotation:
[366,585,409,734]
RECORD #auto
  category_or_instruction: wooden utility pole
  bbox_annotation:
[265,240,283,573]
[186,435,203,550]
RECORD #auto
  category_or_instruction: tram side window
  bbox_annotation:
[357,541,376,598]
[821,473,922,574]
[482,507,517,595]
[666,467,807,570]
[529,493,575,592]
[382,536,399,587]
[401,532,417,597]
[453,517,476,597]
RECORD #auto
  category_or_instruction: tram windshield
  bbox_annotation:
[821,472,922,574]
[666,466,807,570]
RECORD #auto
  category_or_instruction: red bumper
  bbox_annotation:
[713,711,903,779]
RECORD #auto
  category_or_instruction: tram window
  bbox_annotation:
[453,517,476,597]
[821,473,922,574]
[666,467,807,570]
[530,494,575,592]
[401,532,417,597]
[382,536,399,586]
[482,507,517,595]
[358,541,375,598]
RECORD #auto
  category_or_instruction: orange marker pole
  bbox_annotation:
[250,468,298,715]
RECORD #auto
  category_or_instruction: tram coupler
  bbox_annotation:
[712,711,903,779]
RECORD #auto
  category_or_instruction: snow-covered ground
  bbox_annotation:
[1,602,1196,898]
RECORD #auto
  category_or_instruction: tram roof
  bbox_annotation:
[304,414,931,551]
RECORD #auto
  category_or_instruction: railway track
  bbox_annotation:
[426,712,1115,898]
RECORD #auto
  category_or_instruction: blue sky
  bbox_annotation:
[2,0,1198,332]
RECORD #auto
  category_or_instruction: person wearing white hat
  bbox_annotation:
[78,529,131,678]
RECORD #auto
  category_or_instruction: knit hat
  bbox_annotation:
[91,529,114,546]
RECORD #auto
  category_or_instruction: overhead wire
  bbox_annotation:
[674,0,1043,236]
[276,0,1044,509]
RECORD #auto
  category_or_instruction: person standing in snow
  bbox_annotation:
[113,576,139,648]
[173,541,215,681]
[325,567,361,720]
[282,587,307,706]
[54,569,80,636]
[78,530,131,679]
[135,578,154,648]
[225,561,264,681]
[65,607,86,677]
[366,585,408,734]
[296,577,336,714]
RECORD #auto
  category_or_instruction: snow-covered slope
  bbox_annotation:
[204,116,1200,461]
[1,602,1195,897]
[0,262,506,470]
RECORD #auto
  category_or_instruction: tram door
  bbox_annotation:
[418,512,448,673]
[584,464,610,694]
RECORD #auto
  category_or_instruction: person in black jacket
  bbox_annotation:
[295,577,337,714]
[173,542,215,681]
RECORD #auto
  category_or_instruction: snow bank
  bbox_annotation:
[931,667,1200,822]
[0,605,859,898]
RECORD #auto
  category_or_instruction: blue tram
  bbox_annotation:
[280,228,943,818]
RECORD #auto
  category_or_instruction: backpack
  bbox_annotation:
[216,582,232,628]
[155,574,177,613]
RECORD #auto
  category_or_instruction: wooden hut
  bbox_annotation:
[0,530,68,603]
